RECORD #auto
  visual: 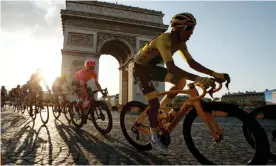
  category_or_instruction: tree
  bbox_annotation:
[213,97,221,102]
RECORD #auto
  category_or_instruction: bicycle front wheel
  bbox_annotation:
[27,101,37,120]
[183,102,269,165]
[90,101,113,135]
[69,102,83,128]
[120,101,152,151]
[40,102,49,124]
[63,102,72,123]
[52,100,61,119]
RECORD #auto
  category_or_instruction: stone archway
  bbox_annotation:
[97,38,134,105]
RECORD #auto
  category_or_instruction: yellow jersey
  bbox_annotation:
[133,32,191,66]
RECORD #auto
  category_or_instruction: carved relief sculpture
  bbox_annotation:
[68,32,94,47]
[97,32,136,52]
[71,60,84,77]
[64,17,162,37]
[66,2,161,24]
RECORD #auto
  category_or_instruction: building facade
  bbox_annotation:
[221,91,266,108]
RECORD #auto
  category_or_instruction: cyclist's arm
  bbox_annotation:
[179,45,214,76]
[41,76,50,91]
[95,81,104,95]
[156,41,198,81]
[93,73,105,96]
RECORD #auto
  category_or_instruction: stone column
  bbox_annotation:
[127,61,134,102]
[119,68,128,105]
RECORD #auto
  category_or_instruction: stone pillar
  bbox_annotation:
[127,61,134,101]
[119,68,128,105]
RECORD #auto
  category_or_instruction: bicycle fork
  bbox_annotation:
[132,107,151,134]
[193,101,223,141]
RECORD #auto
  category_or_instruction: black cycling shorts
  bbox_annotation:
[133,63,183,101]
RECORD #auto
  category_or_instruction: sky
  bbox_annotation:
[1,0,276,98]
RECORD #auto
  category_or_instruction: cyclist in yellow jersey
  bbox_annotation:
[133,13,229,154]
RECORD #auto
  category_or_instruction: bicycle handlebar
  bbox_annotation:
[88,87,108,96]
[208,73,231,98]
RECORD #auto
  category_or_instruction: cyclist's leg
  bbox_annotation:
[150,66,186,109]
[19,90,25,105]
[36,85,43,107]
[150,65,187,120]
[133,64,167,153]
[71,79,81,97]
[161,77,186,109]
[71,79,83,107]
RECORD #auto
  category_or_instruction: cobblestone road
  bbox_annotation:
[1,107,276,165]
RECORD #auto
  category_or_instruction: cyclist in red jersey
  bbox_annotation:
[72,59,106,111]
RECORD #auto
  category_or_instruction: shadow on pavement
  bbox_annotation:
[2,120,36,165]
[55,118,168,165]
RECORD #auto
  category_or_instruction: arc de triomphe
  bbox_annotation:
[60,1,168,105]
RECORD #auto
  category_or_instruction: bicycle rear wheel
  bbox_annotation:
[120,101,152,151]
[183,102,269,165]
[90,100,113,135]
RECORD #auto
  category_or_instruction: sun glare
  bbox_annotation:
[36,51,62,91]
[0,31,63,90]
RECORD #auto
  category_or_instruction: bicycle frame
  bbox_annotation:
[133,83,224,141]
[73,87,108,114]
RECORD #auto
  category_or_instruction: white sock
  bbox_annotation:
[151,130,158,143]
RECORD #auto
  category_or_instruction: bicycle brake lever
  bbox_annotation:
[207,78,216,98]
[208,87,214,98]
[224,74,231,90]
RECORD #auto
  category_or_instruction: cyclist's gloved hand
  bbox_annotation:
[101,91,107,97]
[211,72,228,83]
[195,76,215,89]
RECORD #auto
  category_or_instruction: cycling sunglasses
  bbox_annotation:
[88,66,95,70]
[184,26,195,31]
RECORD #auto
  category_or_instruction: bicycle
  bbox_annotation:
[52,91,72,123]
[27,90,50,124]
[243,104,276,162]
[70,87,113,135]
[120,76,270,165]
